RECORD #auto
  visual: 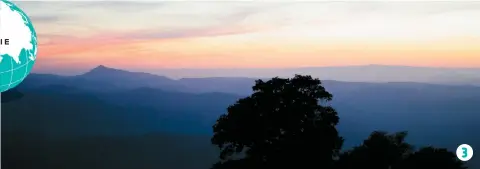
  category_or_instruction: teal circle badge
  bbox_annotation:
[0,0,37,92]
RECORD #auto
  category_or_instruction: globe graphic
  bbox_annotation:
[0,0,37,93]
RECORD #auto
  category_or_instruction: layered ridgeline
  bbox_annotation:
[3,65,480,169]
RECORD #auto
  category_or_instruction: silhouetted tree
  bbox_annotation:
[211,75,343,169]
[400,147,466,169]
[336,131,466,169]
[211,75,466,169]
[336,131,413,169]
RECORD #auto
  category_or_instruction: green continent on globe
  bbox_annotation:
[0,0,38,93]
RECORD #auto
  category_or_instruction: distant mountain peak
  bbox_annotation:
[91,65,114,71]
[80,65,174,82]
[86,65,122,74]
[95,65,108,69]
[79,65,128,78]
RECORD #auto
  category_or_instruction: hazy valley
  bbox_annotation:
[3,65,480,169]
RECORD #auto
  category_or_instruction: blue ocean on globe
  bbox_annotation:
[0,0,37,93]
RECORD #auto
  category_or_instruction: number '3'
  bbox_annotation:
[462,147,468,158]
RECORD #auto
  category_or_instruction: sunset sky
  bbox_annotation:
[15,1,480,74]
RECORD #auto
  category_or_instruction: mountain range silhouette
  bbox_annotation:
[3,65,480,169]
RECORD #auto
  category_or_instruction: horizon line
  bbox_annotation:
[90,64,480,70]
[30,64,480,77]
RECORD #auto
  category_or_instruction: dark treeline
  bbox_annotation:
[211,75,466,169]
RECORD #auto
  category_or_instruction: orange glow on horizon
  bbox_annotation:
[36,32,480,70]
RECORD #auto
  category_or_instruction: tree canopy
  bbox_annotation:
[211,75,467,169]
[212,75,343,169]
[337,131,466,169]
